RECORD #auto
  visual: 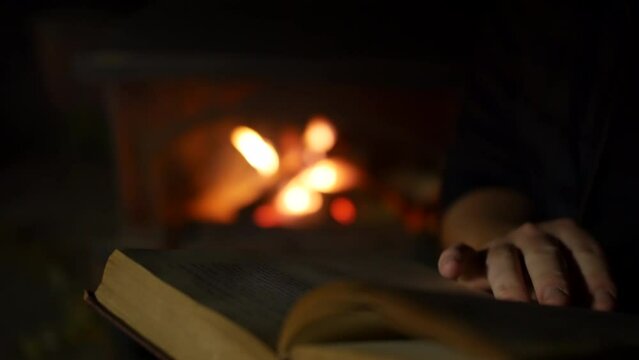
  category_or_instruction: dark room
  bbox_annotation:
[2,1,639,359]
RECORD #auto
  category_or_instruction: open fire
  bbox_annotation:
[230,116,359,227]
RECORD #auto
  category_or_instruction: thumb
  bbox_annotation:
[438,243,484,280]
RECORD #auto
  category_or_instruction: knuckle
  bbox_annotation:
[534,242,561,256]
[494,282,524,295]
[587,276,616,291]
[538,282,569,297]
[573,245,602,258]
[522,237,559,257]
[536,271,568,286]
[485,238,502,248]
[515,222,544,238]
[594,282,616,293]
[486,243,517,264]
[572,238,603,255]
[552,217,577,228]
[599,284,618,297]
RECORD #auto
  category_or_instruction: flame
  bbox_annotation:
[304,117,336,154]
[275,183,323,216]
[297,158,358,193]
[231,126,279,176]
[227,120,359,224]
[302,161,338,192]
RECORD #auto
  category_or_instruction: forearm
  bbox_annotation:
[441,187,533,249]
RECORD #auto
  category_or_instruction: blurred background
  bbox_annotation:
[1,1,481,358]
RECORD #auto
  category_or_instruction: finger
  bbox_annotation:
[512,223,570,306]
[438,244,476,279]
[540,218,617,311]
[438,244,488,291]
[486,243,530,302]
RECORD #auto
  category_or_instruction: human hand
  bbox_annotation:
[438,218,616,311]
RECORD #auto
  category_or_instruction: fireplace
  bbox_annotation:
[79,53,461,252]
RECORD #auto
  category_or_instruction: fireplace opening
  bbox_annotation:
[80,54,461,253]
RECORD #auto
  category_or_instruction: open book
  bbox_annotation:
[87,249,639,359]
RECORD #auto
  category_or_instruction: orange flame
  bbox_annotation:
[226,120,359,223]
[297,158,358,193]
[275,183,323,216]
[231,126,279,176]
[304,117,336,154]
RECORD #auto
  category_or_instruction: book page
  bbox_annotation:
[123,249,344,348]
[99,249,639,359]
[121,249,472,348]
[385,287,639,358]
[122,249,479,348]
[302,255,475,295]
[284,281,639,359]
[291,340,474,360]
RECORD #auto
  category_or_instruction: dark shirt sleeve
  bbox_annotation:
[440,10,531,211]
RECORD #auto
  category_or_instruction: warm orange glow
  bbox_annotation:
[296,158,358,193]
[330,197,357,225]
[275,183,323,216]
[304,117,337,153]
[231,126,279,176]
[253,204,281,228]
[301,161,338,192]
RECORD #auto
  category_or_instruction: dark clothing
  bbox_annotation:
[441,3,639,311]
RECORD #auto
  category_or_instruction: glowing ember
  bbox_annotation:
[253,204,281,228]
[276,183,323,216]
[302,161,338,192]
[297,158,358,193]
[330,197,357,225]
[231,126,279,176]
[304,117,337,154]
